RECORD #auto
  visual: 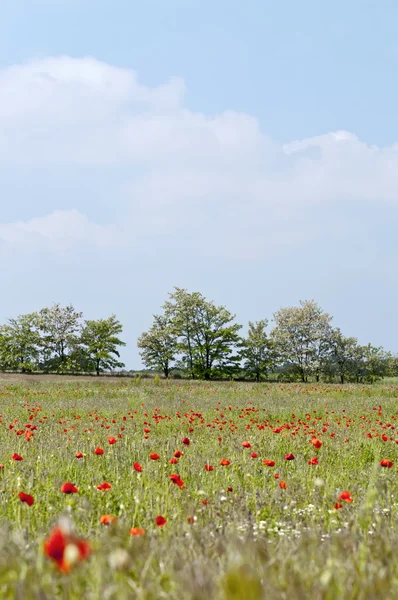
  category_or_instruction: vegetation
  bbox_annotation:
[0,291,395,382]
[1,378,398,598]
[0,305,125,375]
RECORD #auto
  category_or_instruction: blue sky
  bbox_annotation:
[1,0,397,366]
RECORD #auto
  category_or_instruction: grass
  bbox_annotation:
[1,377,398,598]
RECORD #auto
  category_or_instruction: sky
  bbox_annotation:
[0,0,398,367]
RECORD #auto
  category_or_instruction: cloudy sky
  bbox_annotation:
[1,0,398,367]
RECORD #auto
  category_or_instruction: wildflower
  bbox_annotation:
[334,502,343,510]
[205,464,214,471]
[75,452,84,459]
[170,458,178,464]
[242,441,251,448]
[107,436,117,445]
[18,491,34,506]
[182,437,190,446]
[150,453,160,460]
[130,527,145,537]
[174,450,183,458]
[380,459,393,468]
[11,454,23,461]
[220,458,230,466]
[308,457,319,465]
[284,453,295,461]
[94,447,104,455]
[133,462,143,472]
[279,481,287,489]
[201,499,209,505]
[155,515,167,527]
[251,452,258,459]
[100,514,117,525]
[339,491,353,503]
[43,522,90,573]
[97,482,112,491]
[61,482,79,494]
[311,438,323,449]
[170,474,185,488]
[263,460,275,467]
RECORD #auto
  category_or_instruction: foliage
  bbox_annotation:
[137,314,177,378]
[78,315,126,375]
[271,300,333,382]
[0,313,40,372]
[162,288,242,379]
[37,303,83,372]
[240,320,273,381]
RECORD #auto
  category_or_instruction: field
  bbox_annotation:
[1,377,398,599]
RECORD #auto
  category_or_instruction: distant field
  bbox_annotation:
[1,379,398,599]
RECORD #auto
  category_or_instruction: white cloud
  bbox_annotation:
[1,56,398,257]
[0,210,118,249]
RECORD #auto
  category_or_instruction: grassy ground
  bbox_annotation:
[1,378,398,599]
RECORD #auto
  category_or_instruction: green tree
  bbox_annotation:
[0,313,40,372]
[163,288,242,380]
[79,315,125,375]
[241,320,273,381]
[362,344,389,383]
[137,314,177,378]
[326,328,360,384]
[37,303,83,372]
[271,300,333,382]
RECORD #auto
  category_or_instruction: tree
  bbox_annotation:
[326,328,360,384]
[271,300,333,382]
[162,288,242,380]
[137,314,177,378]
[362,344,389,383]
[0,313,40,372]
[37,304,83,372]
[241,320,273,381]
[79,315,125,375]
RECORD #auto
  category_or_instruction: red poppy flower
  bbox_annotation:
[155,515,167,527]
[220,458,230,466]
[308,457,319,465]
[107,436,117,445]
[44,524,90,573]
[96,482,112,491]
[201,499,209,505]
[339,491,353,503]
[251,452,258,459]
[11,453,23,461]
[187,517,196,524]
[94,447,104,455]
[205,464,214,471]
[263,460,275,467]
[174,450,183,458]
[274,473,280,479]
[150,452,160,460]
[284,453,295,461]
[133,462,143,472]
[242,441,251,448]
[0,464,4,469]
[75,452,84,459]
[334,502,343,510]
[18,491,34,506]
[61,482,79,494]
[311,438,323,449]
[279,481,287,489]
[182,437,190,446]
[100,514,117,525]
[130,527,146,537]
[170,473,185,488]
[170,458,178,464]
[227,487,233,492]
[380,459,393,468]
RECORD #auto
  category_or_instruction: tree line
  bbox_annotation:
[138,288,397,383]
[0,304,125,375]
[0,291,396,382]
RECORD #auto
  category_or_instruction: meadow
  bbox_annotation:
[1,376,398,599]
